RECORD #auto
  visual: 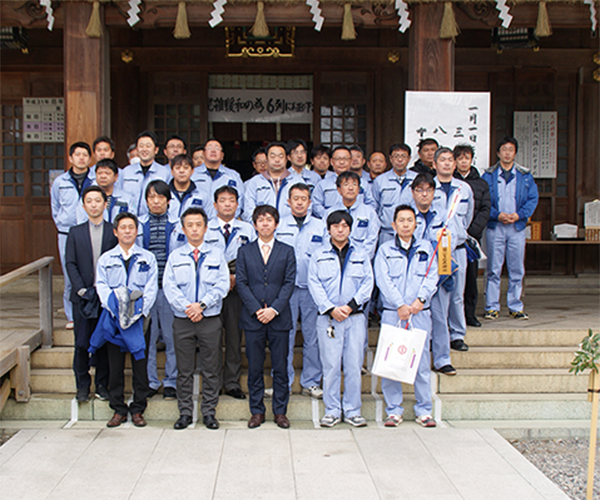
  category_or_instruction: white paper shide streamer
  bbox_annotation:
[495,0,513,29]
[39,0,54,31]
[395,0,411,33]
[209,0,227,28]
[306,0,324,32]
[583,0,598,32]
[127,0,142,27]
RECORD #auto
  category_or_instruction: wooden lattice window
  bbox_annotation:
[153,103,202,164]
[319,104,367,152]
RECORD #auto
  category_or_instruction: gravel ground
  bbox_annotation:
[511,438,600,500]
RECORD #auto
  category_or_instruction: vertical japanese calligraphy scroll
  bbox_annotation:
[405,91,491,171]
[514,111,557,178]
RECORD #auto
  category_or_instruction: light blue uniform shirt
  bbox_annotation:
[372,169,416,234]
[287,167,321,194]
[242,171,304,223]
[168,181,216,222]
[431,177,474,249]
[275,215,327,288]
[51,169,94,233]
[325,200,381,260]
[95,244,158,317]
[311,174,375,219]
[162,242,230,318]
[191,163,244,211]
[204,218,256,264]
[308,243,374,314]
[411,204,445,245]
[76,187,135,225]
[118,161,171,219]
[497,168,517,215]
[374,237,439,311]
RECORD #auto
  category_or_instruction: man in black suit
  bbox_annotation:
[236,203,296,429]
[65,186,117,402]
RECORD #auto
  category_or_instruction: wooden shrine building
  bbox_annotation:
[1,0,598,274]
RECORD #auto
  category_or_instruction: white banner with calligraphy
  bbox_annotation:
[513,112,557,178]
[208,89,313,123]
[405,91,491,171]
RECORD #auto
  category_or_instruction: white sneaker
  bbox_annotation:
[264,388,273,398]
[65,321,74,330]
[344,415,367,427]
[415,415,437,427]
[301,386,323,399]
[320,414,341,427]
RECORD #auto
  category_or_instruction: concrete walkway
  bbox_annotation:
[0,423,569,500]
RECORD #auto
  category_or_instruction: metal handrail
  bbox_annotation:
[0,256,54,347]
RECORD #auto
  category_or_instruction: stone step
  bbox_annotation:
[30,368,395,395]
[437,368,589,394]
[439,393,595,421]
[0,394,418,422]
[450,347,576,369]
[463,329,586,348]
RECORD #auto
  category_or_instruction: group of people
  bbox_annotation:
[51,130,538,430]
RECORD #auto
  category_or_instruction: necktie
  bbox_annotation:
[193,248,200,263]
[223,223,231,240]
[262,244,270,264]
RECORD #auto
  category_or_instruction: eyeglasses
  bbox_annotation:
[332,156,351,161]
[291,150,306,156]
[391,153,409,160]
[414,188,434,195]
[205,146,222,152]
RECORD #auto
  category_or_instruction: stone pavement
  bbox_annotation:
[0,423,569,500]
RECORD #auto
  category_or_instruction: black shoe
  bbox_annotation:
[466,317,482,327]
[95,385,109,401]
[225,388,246,400]
[147,388,159,398]
[203,414,219,430]
[437,364,457,376]
[163,387,177,400]
[76,387,90,403]
[450,339,469,352]
[174,414,192,430]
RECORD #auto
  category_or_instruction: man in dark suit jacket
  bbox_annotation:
[65,186,117,402]
[236,203,296,429]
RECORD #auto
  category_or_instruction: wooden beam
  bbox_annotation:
[9,346,30,403]
[0,379,11,414]
[409,3,454,91]
[63,2,110,154]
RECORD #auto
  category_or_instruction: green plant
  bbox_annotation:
[570,329,600,375]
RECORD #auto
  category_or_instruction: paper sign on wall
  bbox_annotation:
[513,112,557,178]
[23,98,64,143]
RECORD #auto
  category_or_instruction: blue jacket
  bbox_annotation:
[168,180,216,222]
[242,171,304,223]
[236,239,296,331]
[374,236,438,311]
[75,187,135,225]
[51,169,94,233]
[431,177,474,249]
[483,162,539,232]
[311,174,375,219]
[162,242,230,318]
[191,163,244,214]
[287,167,321,194]
[95,244,158,318]
[372,169,416,234]
[89,291,146,360]
[308,243,374,314]
[137,214,187,257]
[275,215,327,288]
[204,218,256,264]
[325,200,381,259]
[118,160,171,219]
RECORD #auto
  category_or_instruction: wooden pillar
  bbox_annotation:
[408,3,454,91]
[63,2,110,157]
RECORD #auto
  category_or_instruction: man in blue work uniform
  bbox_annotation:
[138,180,185,401]
[191,139,244,210]
[311,146,374,219]
[374,204,439,428]
[94,212,158,428]
[429,148,474,373]
[373,143,416,244]
[168,154,215,222]
[118,130,170,219]
[163,134,187,164]
[90,136,116,180]
[327,171,380,260]
[204,186,256,399]
[349,145,372,187]
[242,142,304,223]
[308,144,334,181]
[51,141,95,329]
[483,137,539,320]
[163,207,230,430]
[308,210,374,427]
[275,183,327,399]
[287,139,321,193]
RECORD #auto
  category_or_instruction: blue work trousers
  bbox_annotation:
[147,289,177,390]
[317,313,366,418]
[58,233,73,322]
[448,247,467,342]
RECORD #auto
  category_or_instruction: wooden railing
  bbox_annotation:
[0,256,54,348]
